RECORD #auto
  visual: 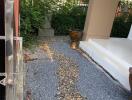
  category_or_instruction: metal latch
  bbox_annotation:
[0,73,13,86]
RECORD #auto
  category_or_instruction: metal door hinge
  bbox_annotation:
[0,73,7,86]
[0,73,13,86]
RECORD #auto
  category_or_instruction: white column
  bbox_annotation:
[83,0,119,40]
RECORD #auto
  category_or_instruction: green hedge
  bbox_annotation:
[51,3,132,37]
[20,0,59,47]
[111,14,132,38]
[51,6,88,35]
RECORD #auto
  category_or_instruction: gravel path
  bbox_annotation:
[24,37,130,100]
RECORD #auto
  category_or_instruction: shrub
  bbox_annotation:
[111,14,132,38]
[51,14,76,35]
[20,0,45,35]
[20,0,59,47]
[69,6,87,29]
[51,5,88,35]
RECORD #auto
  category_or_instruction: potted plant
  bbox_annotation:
[69,29,83,49]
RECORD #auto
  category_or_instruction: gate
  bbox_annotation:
[0,0,24,100]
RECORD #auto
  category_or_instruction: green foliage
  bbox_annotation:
[20,0,44,35]
[52,14,75,35]
[51,5,88,35]
[111,14,132,38]
[69,6,88,29]
[83,0,89,4]
[21,32,38,48]
[20,0,59,47]
[120,0,132,9]
[20,0,44,47]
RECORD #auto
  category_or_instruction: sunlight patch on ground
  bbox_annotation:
[39,42,54,62]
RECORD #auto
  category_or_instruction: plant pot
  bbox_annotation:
[69,30,83,49]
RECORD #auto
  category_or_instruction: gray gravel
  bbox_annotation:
[25,37,130,100]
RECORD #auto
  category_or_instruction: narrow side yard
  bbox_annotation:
[24,37,130,100]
